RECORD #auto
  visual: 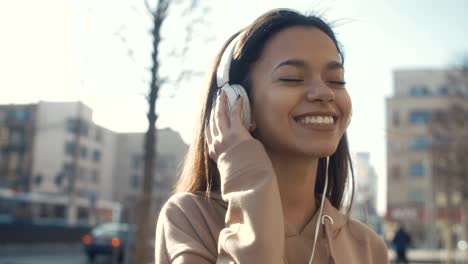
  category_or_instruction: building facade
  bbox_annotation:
[0,101,188,225]
[0,104,37,192]
[386,69,468,248]
[351,152,382,235]
[113,130,188,223]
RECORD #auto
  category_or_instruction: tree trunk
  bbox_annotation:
[132,1,168,263]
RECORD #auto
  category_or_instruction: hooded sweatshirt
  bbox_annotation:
[155,139,389,263]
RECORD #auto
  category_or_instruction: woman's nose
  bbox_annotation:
[305,80,335,102]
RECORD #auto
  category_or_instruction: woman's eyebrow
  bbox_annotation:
[273,59,343,72]
[273,59,306,72]
[326,60,344,71]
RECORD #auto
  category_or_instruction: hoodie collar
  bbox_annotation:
[200,192,348,238]
[284,198,348,238]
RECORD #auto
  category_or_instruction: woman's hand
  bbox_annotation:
[205,89,253,163]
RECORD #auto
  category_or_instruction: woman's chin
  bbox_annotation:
[298,144,339,158]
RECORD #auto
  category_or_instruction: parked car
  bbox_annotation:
[82,222,131,263]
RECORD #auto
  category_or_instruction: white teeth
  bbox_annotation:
[298,116,334,125]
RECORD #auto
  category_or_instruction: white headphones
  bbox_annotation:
[216,32,251,130]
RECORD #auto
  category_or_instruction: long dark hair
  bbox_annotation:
[176,8,354,211]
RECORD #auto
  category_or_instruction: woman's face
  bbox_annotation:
[249,26,351,158]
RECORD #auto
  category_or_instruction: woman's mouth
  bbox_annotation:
[293,114,337,130]
[296,115,334,125]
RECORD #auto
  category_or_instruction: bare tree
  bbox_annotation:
[127,0,211,263]
[428,56,468,263]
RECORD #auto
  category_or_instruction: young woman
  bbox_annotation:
[155,9,389,264]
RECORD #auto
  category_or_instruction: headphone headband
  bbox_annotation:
[216,33,244,88]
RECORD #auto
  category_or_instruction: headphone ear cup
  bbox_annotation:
[221,84,251,129]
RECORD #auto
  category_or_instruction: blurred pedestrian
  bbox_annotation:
[155,8,389,264]
[392,224,411,264]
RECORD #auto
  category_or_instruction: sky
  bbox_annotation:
[1,0,467,215]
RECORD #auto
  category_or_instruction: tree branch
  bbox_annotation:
[144,0,156,18]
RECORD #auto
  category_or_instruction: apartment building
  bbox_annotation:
[113,129,188,223]
[0,101,188,224]
[386,69,468,248]
[0,104,37,192]
[351,152,382,234]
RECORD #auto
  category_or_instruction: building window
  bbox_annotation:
[438,86,449,95]
[66,119,78,134]
[409,111,431,124]
[80,146,87,158]
[7,109,31,121]
[408,190,425,205]
[92,150,101,162]
[391,165,401,180]
[65,143,89,160]
[392,111,400,126]
[9,128,26,146]
[409,85,430,96]
[409,136,431,151]
[409,162,425,177]
[64,163,73,175]
[131,174,139,189]
[66,118,89,136]
[65,142,76,157]
[434,135,446,146]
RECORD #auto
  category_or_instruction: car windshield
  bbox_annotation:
[91,223,129,237]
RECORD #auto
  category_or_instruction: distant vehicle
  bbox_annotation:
[82,222,131,263]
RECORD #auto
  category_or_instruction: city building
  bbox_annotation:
[386,69,468,248]
[0,104,37,192]
[113,130,188,223]
[0,101,188,225]
[351,152,383,235]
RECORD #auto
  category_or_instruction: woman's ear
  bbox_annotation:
[249,121,257,132]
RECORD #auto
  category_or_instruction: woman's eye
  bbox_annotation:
[328,80,346,86]
[279,78,304,83]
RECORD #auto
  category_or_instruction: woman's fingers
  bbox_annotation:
[230,96,244,130]
[209,96,219,138]
[207,90,252,162]
[207,89,228,161]
[215,90,230,133]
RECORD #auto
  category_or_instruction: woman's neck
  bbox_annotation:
[267,150,319,232]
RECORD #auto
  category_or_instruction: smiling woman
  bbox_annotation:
[155,8,388,264]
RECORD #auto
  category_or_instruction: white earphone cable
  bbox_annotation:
[308,157,329,264]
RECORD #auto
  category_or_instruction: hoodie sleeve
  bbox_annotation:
[371,234,389,264]
[215,139,285,263]
[155,196,216,264]
[155,139,285,264]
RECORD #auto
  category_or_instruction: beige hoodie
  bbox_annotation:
[155,139,389,263]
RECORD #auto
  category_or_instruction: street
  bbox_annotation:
[0,244,120,264]
[0,254,85,264]
[0,244,460,264]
